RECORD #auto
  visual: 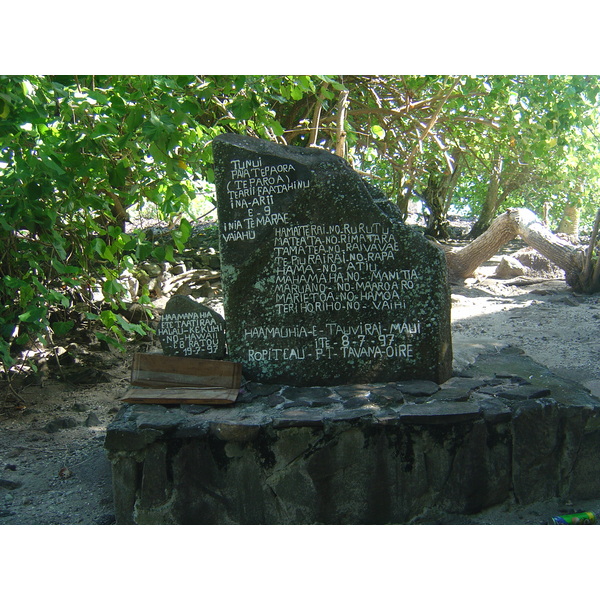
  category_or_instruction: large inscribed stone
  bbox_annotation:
[213,133,452,386]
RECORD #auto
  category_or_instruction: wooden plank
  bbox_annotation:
[121,386,238,404]
[130,353,242,389]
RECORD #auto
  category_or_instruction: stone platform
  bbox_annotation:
[104,347,600,524]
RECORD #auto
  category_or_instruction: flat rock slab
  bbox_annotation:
[213,134,452,386]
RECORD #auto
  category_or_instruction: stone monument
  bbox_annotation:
[212,133,452,386]
[156,295,227,359]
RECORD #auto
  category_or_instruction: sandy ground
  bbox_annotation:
[1,252,599,527]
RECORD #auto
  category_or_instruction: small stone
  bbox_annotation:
[471,395,513,423]
[210,422,261,443]
[429,386,472,402]
[44,416,79,433]
[306,397,341,407]
[266,396,285,408]
[0,478,22,490]
[344,397,369,409]
[375,386,405,403]
[85,412,102,427]
[398,402,481,424]
[140,261,163,277]
[195,282,215,298]
[395,380,440,397]
[495,256,527,278]
[329,408,374,422]
[170,263,187,276]
[281,387,332,402]
[282,399,311,409]
[135,407,187,431]
[245,382,284,398]
[273,410,326,429]
[495,386,551,400]
[58,467,73,480]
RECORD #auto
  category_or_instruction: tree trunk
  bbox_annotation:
[468,150,502,239]
[558,201,581,241]
[442,207,597,292]
[421,152,463,239]
[443,149,463,214]
[422,173,450,239]
[392,168,409,219]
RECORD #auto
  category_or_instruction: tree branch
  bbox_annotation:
[405,77,461,176]
[308,84,328,147]
[335,90,349,158]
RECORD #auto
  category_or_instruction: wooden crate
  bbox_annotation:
[120,353,242,405]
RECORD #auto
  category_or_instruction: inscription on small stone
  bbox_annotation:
[213,133,452,386]
[156,295,226,359]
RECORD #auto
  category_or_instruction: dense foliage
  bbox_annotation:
[1,74,599,371]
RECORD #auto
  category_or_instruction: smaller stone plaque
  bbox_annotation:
[156,296,227,359]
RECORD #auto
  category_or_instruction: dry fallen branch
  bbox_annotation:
[440,207,598,293]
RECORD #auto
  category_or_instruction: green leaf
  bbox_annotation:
[0,97,9,119]
[18,306,46,323]
[99,310,117,328]
[230,98,255,120]
[102,279,126,297]
[115,314,146,336]
[371,125,386,140]
[91,238,107,258]
[170,183,185,198]
[94,331,124,351]
[108,162,128,188]
[51,258,79,275]
[136,241,154,261]
[51,320,74,336]
[39,154,66,175]
[87,90,109,104]
[179,218,192,241]
[270,120,284,136]
[125,107,144,132]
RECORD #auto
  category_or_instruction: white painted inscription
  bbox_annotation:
[157,311,224,357]
[272,222,417,315]
[223,156,425,367]
[221,156,311,242]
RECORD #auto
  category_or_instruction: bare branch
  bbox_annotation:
[335,90,350,158]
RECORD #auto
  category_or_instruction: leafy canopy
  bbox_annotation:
[2,74,600,371]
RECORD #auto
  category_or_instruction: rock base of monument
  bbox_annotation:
[104,347,600,524]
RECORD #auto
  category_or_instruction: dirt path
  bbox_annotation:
[1,257,599,526]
